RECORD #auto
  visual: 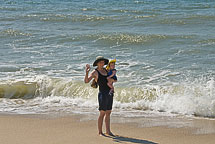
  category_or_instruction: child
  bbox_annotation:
[106,59,117,94]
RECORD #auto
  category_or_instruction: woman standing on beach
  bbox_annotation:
[84,56,114,136]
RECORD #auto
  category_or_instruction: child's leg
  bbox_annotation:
[107,79,114,89]
[107,79,115,93]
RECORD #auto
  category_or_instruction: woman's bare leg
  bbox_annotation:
[105,110,113,135]
[98,110,106,135]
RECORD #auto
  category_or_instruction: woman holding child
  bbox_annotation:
[84,56,117,136]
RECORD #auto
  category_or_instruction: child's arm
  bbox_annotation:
[107,70,117,79]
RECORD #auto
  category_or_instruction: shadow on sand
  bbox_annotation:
[103,134,158,144]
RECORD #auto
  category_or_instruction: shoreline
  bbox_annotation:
[1,113,215,144]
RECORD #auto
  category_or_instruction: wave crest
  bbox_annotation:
[0,29,32,37]
[1,76,215,118]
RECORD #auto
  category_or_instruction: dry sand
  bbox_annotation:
[0,114,215,144]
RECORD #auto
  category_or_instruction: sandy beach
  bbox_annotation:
[0,114,215,144]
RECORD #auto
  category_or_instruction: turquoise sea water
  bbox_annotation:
[1,0,215,118]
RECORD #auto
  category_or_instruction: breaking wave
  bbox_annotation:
[1,75,215,118]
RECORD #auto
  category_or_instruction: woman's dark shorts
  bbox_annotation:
[98,91,113,111]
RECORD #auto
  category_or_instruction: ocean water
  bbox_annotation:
[1,0,215,119]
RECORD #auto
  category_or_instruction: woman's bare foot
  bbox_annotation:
[106,132,115,137]
[98,132,105,136]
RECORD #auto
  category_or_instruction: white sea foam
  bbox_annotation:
[0,75,215,119]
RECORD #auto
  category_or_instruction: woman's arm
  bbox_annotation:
[84,64,95,83]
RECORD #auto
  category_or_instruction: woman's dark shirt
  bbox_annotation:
[95,69,110,92]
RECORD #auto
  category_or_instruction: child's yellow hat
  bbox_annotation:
[106,59,116,70]
[109,59,116,63]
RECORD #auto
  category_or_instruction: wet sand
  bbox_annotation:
[0,114,215,144]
